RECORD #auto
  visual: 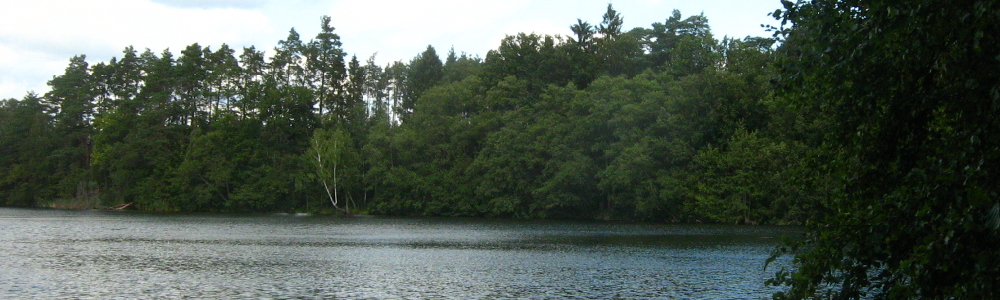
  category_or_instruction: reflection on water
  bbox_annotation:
[0,208,796,299]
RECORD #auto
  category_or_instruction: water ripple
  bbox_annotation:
[0,208,795,299]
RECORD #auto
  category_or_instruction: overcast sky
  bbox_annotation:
[0,0,783,100]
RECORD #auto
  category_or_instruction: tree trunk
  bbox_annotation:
[313,137,342,212]
[333,138,341,213]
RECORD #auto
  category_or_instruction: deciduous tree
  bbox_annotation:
[769,0,1000,298]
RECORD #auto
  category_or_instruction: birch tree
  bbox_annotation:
[307,128,358,213]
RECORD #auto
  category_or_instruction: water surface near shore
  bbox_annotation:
[0,208,796,299]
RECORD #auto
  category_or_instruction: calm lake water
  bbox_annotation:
[0,207,796,299]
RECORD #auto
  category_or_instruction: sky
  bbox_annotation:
[0,0,784,100]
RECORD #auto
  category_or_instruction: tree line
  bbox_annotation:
[1,6,822,223]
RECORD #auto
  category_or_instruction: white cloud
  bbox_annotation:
[3,1,240,52]
[0,43,67,99]
[326,0,531,63]
[0,0,274,98]
[151,0,268,9]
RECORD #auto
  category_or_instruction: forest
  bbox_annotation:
[2,1,999,297]
[1,6,820,224]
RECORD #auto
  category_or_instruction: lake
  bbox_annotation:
[0,207,795,299]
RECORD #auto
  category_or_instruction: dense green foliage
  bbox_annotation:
[766,0,1000,298]
[4,6,817,224]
